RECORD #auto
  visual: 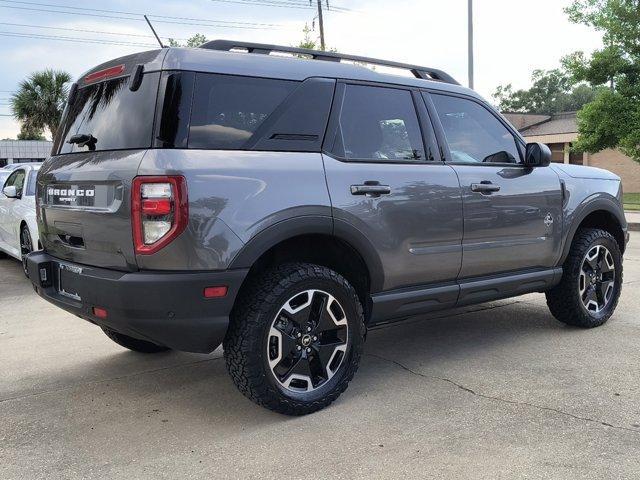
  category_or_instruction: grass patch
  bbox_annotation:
[624,192,640,211]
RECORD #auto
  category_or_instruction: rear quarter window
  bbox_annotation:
[55,72,160,154]
[188,74,297,150]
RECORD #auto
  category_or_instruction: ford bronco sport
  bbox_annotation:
[27,40,628,415]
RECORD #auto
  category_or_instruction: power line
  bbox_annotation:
[0,31,158,47]
[0,0,285,26]
[0,5,291,29]
[209,0,350,12]
[0,22,191,41]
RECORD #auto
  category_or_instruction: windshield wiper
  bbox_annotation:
[68,133,97,151]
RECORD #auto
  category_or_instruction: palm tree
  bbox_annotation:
[11,69,72,139]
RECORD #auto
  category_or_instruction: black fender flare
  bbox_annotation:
[559,197,627,264]
[229,216,385,293]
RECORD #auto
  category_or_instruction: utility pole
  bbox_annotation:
[467,0,474,89]
[317,0,326,51]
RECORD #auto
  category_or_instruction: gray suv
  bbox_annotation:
[27,41,628,415]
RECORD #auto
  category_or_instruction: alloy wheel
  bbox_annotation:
[579,244,615,314]
[267,289,349,393]
[20,227,32,277]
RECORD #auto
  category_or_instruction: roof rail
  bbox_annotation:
[200,39,460,85]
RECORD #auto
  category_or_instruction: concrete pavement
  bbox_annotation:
[2,236,640,479]
[626,210,640,230]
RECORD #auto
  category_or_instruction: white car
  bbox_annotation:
[0,164,42,274]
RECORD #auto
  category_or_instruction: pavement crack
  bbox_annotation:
[366,352,640,435]
[0,356,222,404]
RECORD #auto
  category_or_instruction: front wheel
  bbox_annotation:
[546,228,623,328]
[224,263,365,415]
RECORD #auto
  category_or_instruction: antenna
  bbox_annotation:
[144,15,165,48]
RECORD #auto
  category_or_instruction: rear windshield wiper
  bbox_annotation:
[68,133,97,151]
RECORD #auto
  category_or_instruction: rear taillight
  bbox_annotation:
[132,176,188,255]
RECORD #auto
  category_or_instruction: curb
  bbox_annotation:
[625,211,639,232]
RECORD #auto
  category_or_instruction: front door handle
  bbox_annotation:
[350,183,391,197]
[471,181,501,194]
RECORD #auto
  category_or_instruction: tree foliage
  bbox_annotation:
[11,69,71,139]
[17,124,45,140]
[493,68,601,115]
[167,33,208,48]
[298,24,318,50]
[563,0,640,161]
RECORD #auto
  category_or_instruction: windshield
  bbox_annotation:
[55,72,160,155]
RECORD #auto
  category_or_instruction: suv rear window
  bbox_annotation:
[188,74,296,150]
[55,72,160,154]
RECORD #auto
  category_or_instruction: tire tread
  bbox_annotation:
[546,228,622,328]
[223,262,365,415]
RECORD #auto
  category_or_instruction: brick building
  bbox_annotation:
[503,112,640,193]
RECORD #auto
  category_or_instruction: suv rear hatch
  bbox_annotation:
[38,50,166,271]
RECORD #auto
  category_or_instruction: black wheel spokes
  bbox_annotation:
[20,230,32,275]
[580,245,615,314]
[20,231,32,255]
[268,289,349,393]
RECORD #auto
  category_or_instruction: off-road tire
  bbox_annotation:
[546,228,622,328]
[101,327,170,353]
[223,263,366,415]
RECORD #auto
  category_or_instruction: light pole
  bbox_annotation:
[468,0,474,89]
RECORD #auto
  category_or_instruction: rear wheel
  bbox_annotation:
[20,224,33,277]
[546,228,622,328]
[101,327,170,353]
[224,263,365,415]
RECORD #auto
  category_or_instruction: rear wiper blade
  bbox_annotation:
[68,133,97,151]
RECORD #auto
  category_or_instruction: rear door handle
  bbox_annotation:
[471,181,501,194]
[350,183,391,197]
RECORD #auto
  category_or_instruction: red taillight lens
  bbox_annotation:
[141,198,172,216]
[132,176,188,255]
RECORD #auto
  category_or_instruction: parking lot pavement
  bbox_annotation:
[1,237,640,480]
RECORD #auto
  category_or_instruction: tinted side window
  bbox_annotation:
[5,169,26,196]
[57,73,160,154]
[189,74,297,150]
[333,85,424,162]
[431,94,521,164]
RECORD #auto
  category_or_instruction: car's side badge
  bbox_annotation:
[544,213,554,227]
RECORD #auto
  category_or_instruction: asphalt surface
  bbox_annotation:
[2,236,640,479]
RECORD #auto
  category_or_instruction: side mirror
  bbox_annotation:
[3,185,17,198]
[524,142,551,167]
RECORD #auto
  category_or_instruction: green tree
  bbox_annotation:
[563,0,640,161]
[11,69,71,139]
[298,24,317,50]
[167,33,208,48]
[17,124,45,140]
[493,68,601,114]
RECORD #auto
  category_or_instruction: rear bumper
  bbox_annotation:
[26,251,248,353]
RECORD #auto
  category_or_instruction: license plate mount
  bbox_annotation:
[58,263,83,301]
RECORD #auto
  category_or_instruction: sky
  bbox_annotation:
[0,0,604,139]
